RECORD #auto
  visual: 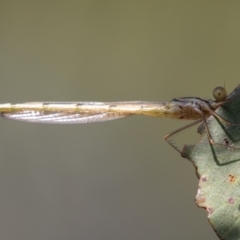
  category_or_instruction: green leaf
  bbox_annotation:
[183,84,240,240]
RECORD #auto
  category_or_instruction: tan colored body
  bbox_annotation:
[0,97,221,124]
[0,84,232,154]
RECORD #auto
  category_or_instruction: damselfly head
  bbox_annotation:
[213,86,227,102]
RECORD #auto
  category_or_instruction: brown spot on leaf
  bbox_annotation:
[229,174,235,183]
[223,138,230,146]
[196,196,205,205]
[200,175,207,182]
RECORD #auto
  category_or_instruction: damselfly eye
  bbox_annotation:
[213,86,227,102]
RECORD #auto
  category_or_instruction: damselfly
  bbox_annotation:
[0,86,235,154]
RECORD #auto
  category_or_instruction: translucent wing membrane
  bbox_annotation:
[0,101,163,124]
[2,111,130,124]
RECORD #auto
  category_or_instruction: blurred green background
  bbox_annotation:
[1,1,240,239]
